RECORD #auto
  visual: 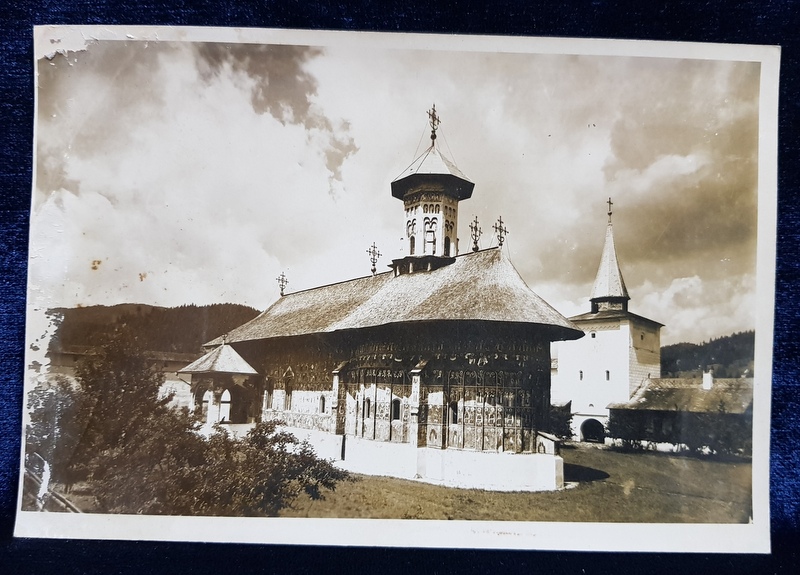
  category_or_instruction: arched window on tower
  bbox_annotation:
[319,395,326,414]
[364,398,372,419]
[425,230,436,254]
[444,236,451,257]
[424,218,437,254]
[409,235,415,255]
[391,398,401,421]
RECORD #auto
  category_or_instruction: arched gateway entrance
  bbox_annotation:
[580,418,605,443]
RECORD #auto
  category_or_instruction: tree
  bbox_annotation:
[546,402,573,440]
[71,327,170,476]
[25,376,84,489]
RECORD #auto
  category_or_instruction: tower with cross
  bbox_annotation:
[590,197,627,313]
[551,198,663,442]
[390,106,475,274]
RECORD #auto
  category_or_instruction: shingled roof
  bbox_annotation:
[178,343,258,375]
[390,145,474,201]
[569,308,664,328]
[608,377,753,414]
[211,248,582,346]
[590,221,629,303]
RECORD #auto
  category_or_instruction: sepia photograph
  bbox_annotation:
[16,26,778,552]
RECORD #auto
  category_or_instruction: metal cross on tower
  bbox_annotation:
[427,104,440,142]
[469,215,482,252]
[607,197,614,223]
[367,242,382,275]
[493,216,508,247]
[276,272,288,296]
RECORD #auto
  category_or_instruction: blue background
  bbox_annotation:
[1,1,798,572]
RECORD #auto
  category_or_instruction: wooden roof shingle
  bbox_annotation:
[178,343,258,375]
[211,248,582,345]
[590,221,629,302]
[608,377,754,414]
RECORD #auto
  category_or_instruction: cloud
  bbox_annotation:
[637,274,756,345]
[195,44,322,123]
[193,43,358,189]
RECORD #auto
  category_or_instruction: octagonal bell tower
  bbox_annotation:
[390,105,474,275]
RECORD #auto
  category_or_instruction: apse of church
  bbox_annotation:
[337,324,552,453]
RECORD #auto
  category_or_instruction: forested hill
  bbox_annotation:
[660,330,755,378]
[48,303,261,354]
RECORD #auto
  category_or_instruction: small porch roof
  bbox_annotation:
[178,344,258,376]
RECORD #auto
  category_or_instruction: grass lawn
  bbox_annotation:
[280,443,752,523]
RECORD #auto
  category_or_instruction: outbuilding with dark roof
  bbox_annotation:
[608,375,754,454]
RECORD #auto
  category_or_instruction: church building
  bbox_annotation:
[551,201,663,442]
[180,107,584,491]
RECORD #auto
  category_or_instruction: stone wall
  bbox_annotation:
[325,432,564,491]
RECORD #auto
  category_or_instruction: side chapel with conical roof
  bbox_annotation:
[180,107,583,491]
[551,199,663,442]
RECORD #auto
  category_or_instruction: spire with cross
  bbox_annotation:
[367,242,382,275]
[590,196,629,311]
[427,104,440,143]
[276,272,288,296]
[469,216,482,252]
[493,216,508,247]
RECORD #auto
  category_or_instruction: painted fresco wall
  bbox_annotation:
[235,323,553,453]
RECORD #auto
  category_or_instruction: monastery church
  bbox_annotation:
[178,107,659,490]
[550,200,663,443]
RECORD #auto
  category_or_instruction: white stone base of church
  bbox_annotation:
[415,447,564,492]
[283,426,564,492]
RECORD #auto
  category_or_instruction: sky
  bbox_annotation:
[29,33,764,345]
